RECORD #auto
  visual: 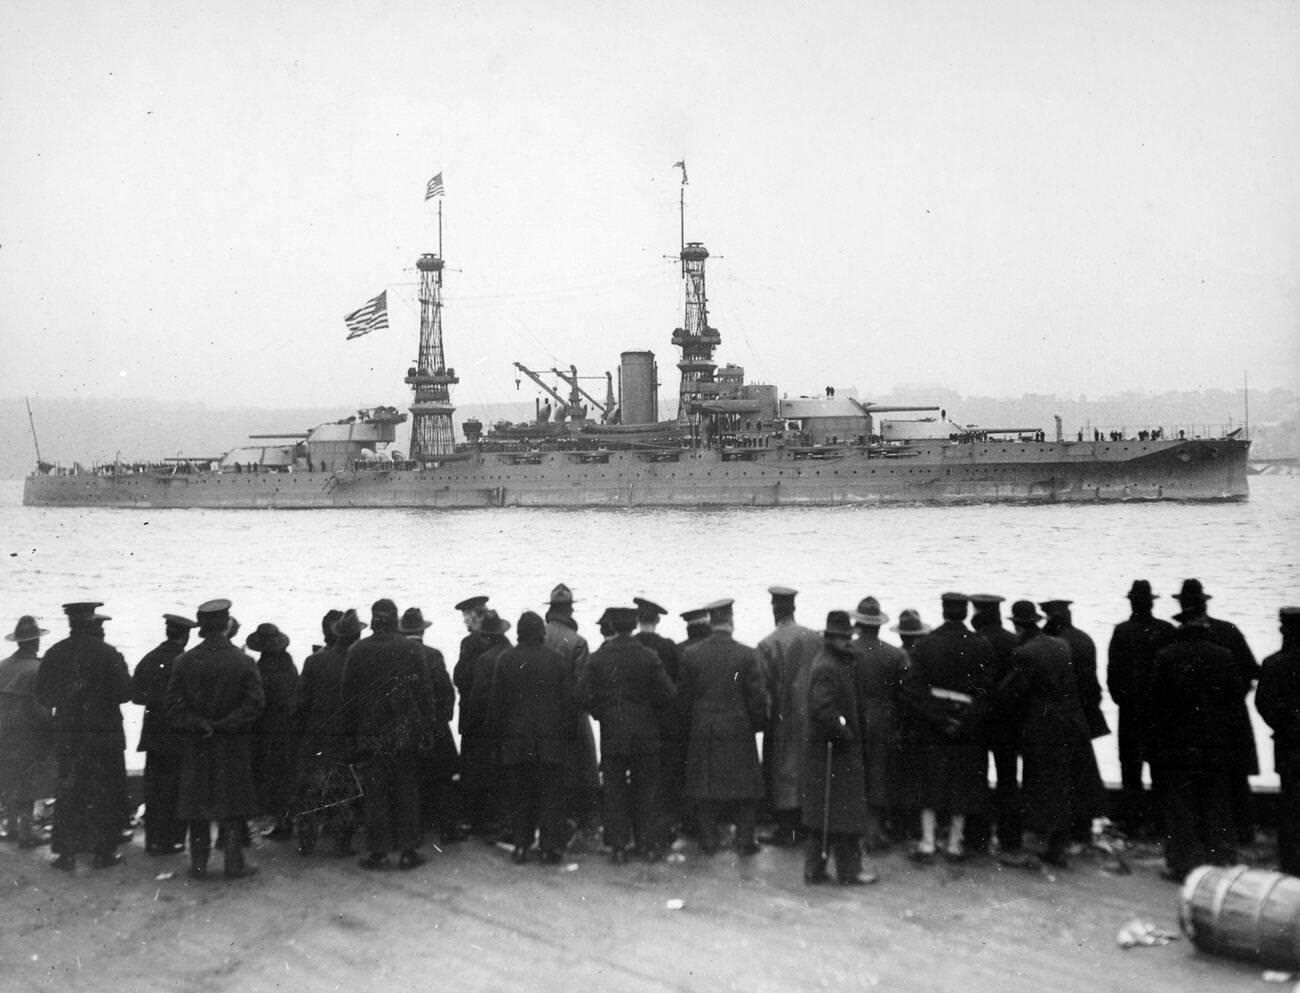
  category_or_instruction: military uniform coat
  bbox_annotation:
[0,648,52,803]
[900,620,994,812]
[414,641,459,776]
[680,632,768,801]
[801,643,869,834]
[757,620,822,812]
[1044,620,1109,739]
[166,634,266,821]
[545,616,600,794]
[852,634,908,808]
[579,634,675,756]
[1205,615,1261,775]
[456,633,511,791]
[131,639,188,755]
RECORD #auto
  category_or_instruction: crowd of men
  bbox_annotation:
[0,580,1297,887]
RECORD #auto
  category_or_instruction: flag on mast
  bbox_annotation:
[425,172,445,200]
[673,160,688,184]
[344,290,388,339]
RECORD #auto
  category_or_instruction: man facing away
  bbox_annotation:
[544,583,600,842]
[0,615,53,849]
[1255,606,1300,876]
[166,598,265,880]
[756,586,822,848]
[131,612,198,854]
[36,601,132,871]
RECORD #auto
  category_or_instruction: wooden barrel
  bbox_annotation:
[1180,865,1300,969]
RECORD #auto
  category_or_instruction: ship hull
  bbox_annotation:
[23,437,1250,509]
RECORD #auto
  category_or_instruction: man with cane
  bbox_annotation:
[802,611,877,886]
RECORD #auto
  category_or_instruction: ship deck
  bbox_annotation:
[0,829,1265,992]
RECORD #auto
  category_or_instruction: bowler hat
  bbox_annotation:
[163,613,198,630]
[547,584,576,606]
[891,609,930,636]
[399,607,433,634]
[1173,579,1211,605]
[6,615,49,642]
[246,622,290,653]
[454,595,489,613]
[332,608,367,639]
[1125,580,1158,601]
[823,610,854,638]
[1010,600,1044,626]
[853,596,889,627]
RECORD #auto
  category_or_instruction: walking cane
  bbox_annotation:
[821,739,834,862]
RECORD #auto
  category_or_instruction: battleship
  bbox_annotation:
[23,188,1250,510]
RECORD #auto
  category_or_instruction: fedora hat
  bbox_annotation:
[6,615,49,642]
[1125,580,1158,601]
[246,622,290,653]
[853,596,889,627]
[823,610,855,638]
[1173,578,1211,605]
[480,610,511,635]
[892,609,930,636]
[399,607,433,634]
[332,609,367,639]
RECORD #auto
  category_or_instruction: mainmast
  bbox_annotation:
[405,195,459,459]
[669,162,721,421]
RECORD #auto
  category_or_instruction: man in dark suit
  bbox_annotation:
[633,597,686,846]
[131,613,198,854]
[1255,606,1300,875]
[580,606,676,863]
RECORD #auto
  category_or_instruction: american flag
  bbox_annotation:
[425,172,445,200]
[344,290,388,339]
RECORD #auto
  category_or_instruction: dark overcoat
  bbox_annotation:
[546,616,600,794]
[414,640,459,776]
[132,639,188,755]
[1145,627,1249,773]
[0,648,52,800]
[801,643,869,834]
[1107,613,1176,750]
[1003,632,1104,835]
[972,618,1021,748]
[900,620,994,812]
[490,642,574,766]
[1045,620,1109,739]
[579,634,675,756]
[293,642,355,816]
[1205,615,1261,775]
[757,620,821,811]
[167,634,265,820]
[37,631,132,851]
[1257,641,1300,758]
[852,635,908,808]
[251,649,300,815]
[680,632,768,801]
[456,633,511,790]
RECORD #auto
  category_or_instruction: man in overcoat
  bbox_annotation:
[294,609,361,857]
[1255,606,1300,875]
[1106,580,1175,838]
[166,598,265,879]
[36,601,132,870]
[1002,601,1103,867]
[580,605,676,863]
[488,611,573,864]
[803,611,877,886]
[968,593,1022,858]
[246,621,299,839]
[452,594,493,836]
[131,613,198,854]
[756,586,821,847]
[851,596,908,851]
[544,583,600,841]
[458,609,513,839]
[0,615,52,848]
[633,597,686,845]
[1145,606,1247,882]
[400,606,463,844]
[679,599,769,855]
[900,592,994,862]
[343,598,437,870]
[1171,578,1260,845]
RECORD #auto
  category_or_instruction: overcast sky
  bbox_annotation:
[2,0,1297,419]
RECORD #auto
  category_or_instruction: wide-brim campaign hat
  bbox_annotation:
[399,607,433,633]
[546,584,576,606]
[6,615,49,642]
[479,610,511,635]
[891,609,931,636]
[246,622,290,652]
[853,596,889,627]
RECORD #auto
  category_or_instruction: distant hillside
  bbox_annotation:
[4,388,1295,479]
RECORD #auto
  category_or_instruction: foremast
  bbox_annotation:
[405,200,459,459]
[670,162,721,422]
